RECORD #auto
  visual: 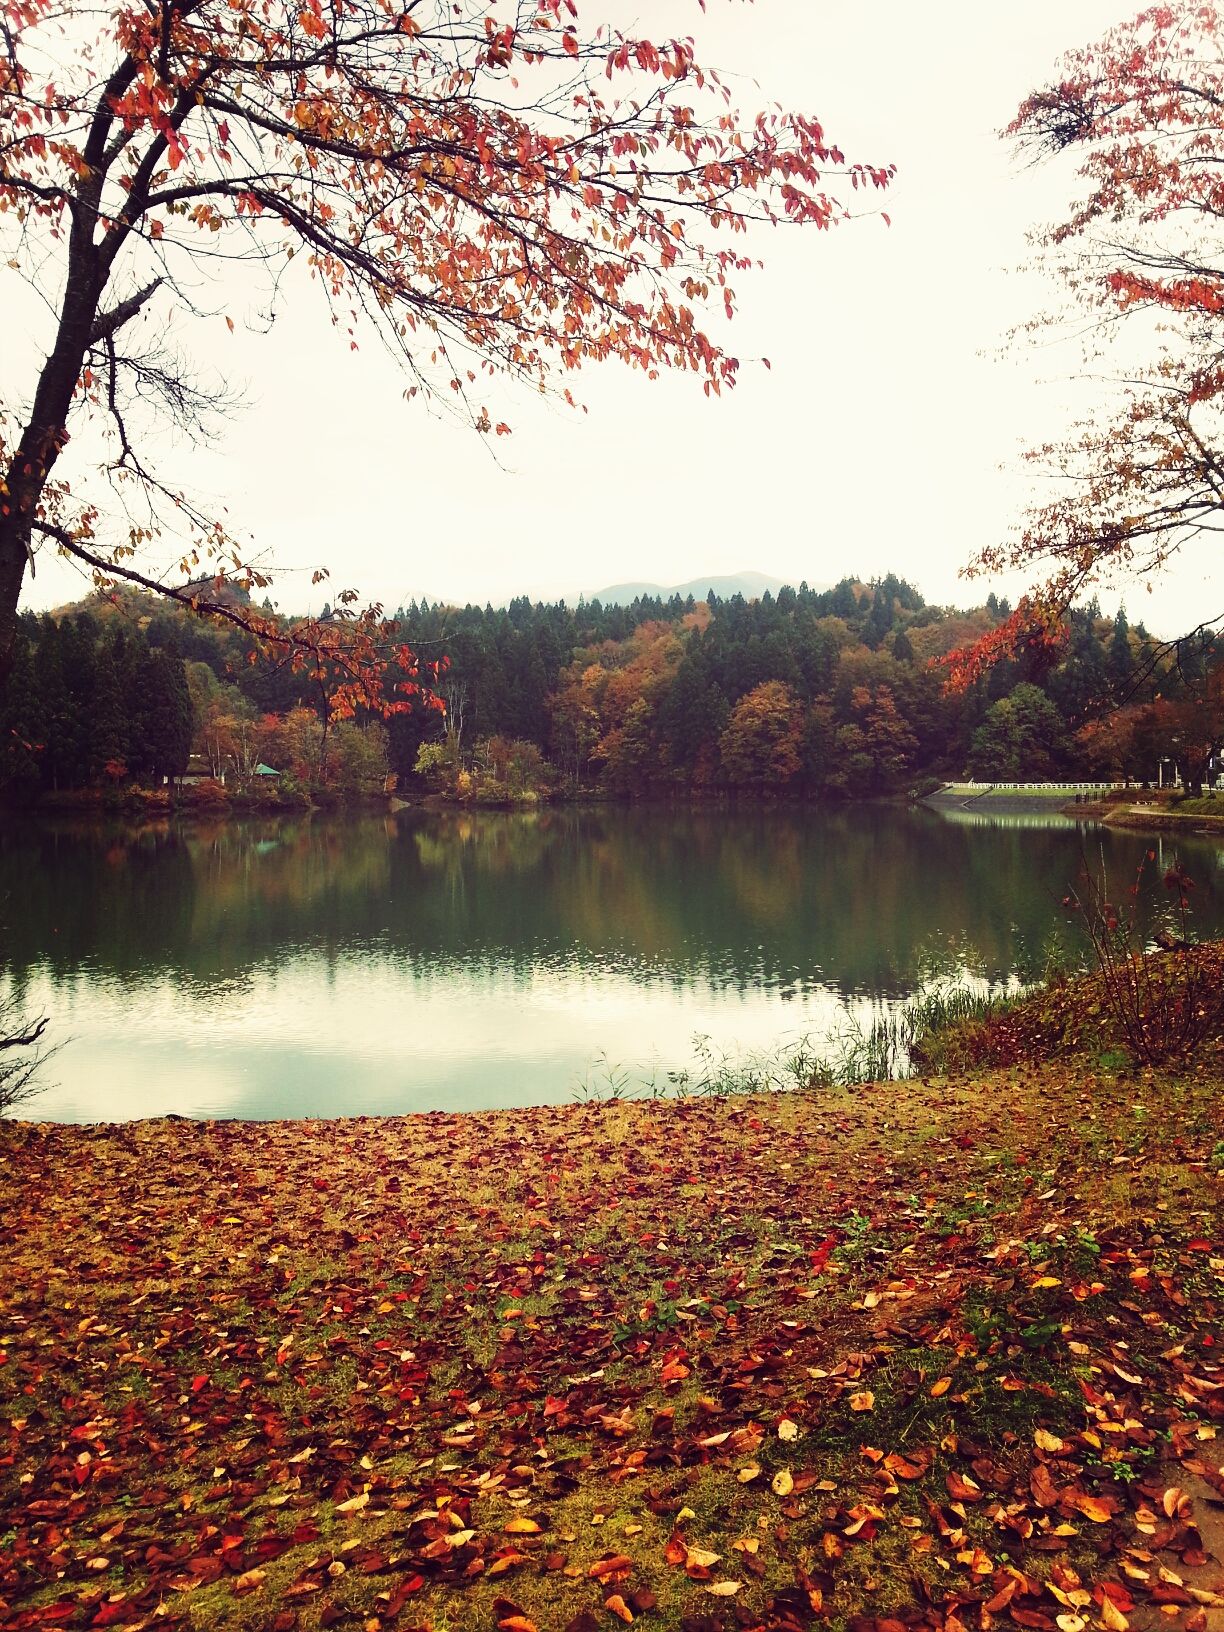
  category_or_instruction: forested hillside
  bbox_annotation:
[2,575,1218,803]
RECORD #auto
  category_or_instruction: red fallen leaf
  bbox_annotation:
[1011,1611,1057,1630]
[945,1470,982,1503]
[664,1530,687,1566]
[1030,1464,1060,1507]
[383,1574,425,1611]
[605,1595,634,1623]
[589,1553,633,1583]
[312,1177,329,1191]
[884,1446,934,1480]
[1150,1582,1193,1606]
[190,1374,209,1393]
[809,1234,838,1271]
[89,1605,132,1628]
[1187,1238,1213,1251]
[187,1556,224,1580]
[1098,1583,1136,1613]
[499,1619,540,1632]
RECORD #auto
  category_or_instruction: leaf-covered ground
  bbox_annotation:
[1,1061,1222,1632]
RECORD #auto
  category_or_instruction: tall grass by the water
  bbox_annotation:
[820,982,1032,1085]
[572,980,1035,1101]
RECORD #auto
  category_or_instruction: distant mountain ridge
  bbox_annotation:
[582,570,819,607]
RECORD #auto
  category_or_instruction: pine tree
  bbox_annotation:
[89,646,129,778]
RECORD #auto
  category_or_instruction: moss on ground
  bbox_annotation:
[0,1044,1221,1631]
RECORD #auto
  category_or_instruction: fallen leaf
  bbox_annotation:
[1100,1597,1129,1631]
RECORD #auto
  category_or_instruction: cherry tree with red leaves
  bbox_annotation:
[0,0,892,699]
[951,4,1224,688]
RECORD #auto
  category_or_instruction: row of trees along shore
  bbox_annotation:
[4,576,1221,804]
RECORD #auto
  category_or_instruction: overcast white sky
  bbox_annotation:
[15,0,1218,632]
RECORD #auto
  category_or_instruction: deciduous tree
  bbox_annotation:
[959,3,1224,682]
[0,0,891,687]
[718,679,802,787]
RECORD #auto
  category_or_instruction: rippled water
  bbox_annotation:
[2,803,1221,1121]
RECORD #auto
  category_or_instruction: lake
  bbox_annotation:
[2,803,1222,1122]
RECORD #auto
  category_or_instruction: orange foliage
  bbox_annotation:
[960,4,1224,677]
[0,0,892,678]
[718,680,803,787]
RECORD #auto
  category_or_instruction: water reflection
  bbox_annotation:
[2,805,1220,1121]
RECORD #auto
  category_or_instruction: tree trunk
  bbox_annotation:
[0,529,30,685]
[0,154,110,681]
[0,295,100,680]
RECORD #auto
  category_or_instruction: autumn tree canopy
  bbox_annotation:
[950,2,1224,688]
[0,0,892,687]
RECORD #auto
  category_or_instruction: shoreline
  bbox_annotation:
[1,786,909,822]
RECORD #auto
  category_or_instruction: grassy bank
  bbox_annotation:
[2,1017,1223,1632]
[1101,804,1224,837]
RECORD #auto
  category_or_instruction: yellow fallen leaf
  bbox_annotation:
[1071,1494,1113,1523]
[771,1468,794,1497]
[731,1536,760,1554]
[930,1376,952,1398]
[707,1581,741,1596]
[736,1462,761,1483]
[1035,1429,1068,1453]
[777,1418,799,1441]
[504,1517,542,1534]
[1032,1276,1062,1289]
[486,1553,527,1575]
[233,1568,267,1594]
[1100,1595,1129,1630]
[334,1491,368,1514]
[685,1547,722,1570]
[604,1594,634,1624]
[848,1391,875,1412]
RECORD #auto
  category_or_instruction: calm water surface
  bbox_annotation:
[2,804,1222,1122]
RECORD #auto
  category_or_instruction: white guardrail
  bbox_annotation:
[938,782,1117,792]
